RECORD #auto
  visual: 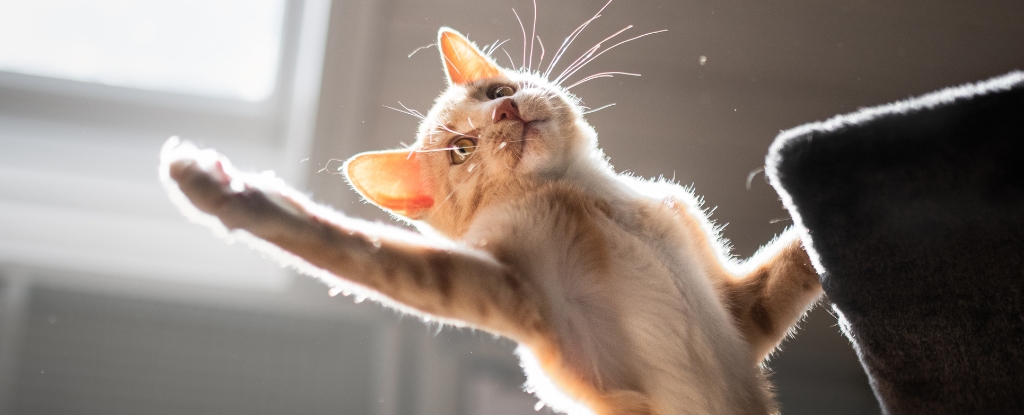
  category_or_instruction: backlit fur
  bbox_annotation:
[160,26,822,415]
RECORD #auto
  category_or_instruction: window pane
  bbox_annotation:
[0,0,287,102]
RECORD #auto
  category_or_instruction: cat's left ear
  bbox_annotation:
[344,149,435,219]
[439,28,503,85]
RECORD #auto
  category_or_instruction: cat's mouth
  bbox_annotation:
[495,119,545,155]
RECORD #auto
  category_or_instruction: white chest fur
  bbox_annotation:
[464,180,766,415]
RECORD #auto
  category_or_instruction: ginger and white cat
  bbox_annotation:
[160,23,821,415]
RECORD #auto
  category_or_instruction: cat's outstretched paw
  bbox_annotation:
[159,137,311,236]
[160,137,245,217]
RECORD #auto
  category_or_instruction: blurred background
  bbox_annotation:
[1,0,1022,414]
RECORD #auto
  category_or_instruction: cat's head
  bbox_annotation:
[344,28,601,236]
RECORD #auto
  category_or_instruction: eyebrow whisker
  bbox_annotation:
[555,25,634,84]
[565,72,640,90]
[535,36,545,74]
[544,0,613,79]
[512,8,527,70]
[528,0,538,71]
[557,29,667,85]
[581,103,616,114]
[383,104,424,120]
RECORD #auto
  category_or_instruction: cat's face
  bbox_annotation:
[345,29,597,236]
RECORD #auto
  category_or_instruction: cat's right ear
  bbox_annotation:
[438,28,503,85]
[344,150,435,219]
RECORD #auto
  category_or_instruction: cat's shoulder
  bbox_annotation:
[612,173,705,210]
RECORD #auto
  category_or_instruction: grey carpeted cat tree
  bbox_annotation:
[766,71,1024,414]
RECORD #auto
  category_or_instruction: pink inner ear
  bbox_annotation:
[439,29,502,85]
[345,150,434,218]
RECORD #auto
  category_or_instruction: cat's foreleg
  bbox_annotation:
[159,140,542,339]
[725,229,822,362]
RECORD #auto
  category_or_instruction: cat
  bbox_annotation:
[159,18,822,415]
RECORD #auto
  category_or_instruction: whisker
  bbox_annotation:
[502,48,516,69]
[535,36,545,74]
[545,20,596,79]
[486,39,510,59]
[408,43,437,58]
[555,25,634,84]
[438,127,479,139]
[553,44,600,85]
[565,71,640,89]
[558,29,667,85]
[528,0,538,71]
[317,158,349,174]
[566,74,613,88]
[387,101,478,139]
[544,0,613,78]
[512,8,527,70]
[397,102,428,120]
[582,103,616,114]
[383,104,424,120]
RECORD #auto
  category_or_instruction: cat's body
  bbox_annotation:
[161,23,821,415]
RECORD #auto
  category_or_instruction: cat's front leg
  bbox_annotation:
[159,139,544,339]
[724,229,823,362]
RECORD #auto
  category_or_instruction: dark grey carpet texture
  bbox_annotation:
[766,71,1024,414]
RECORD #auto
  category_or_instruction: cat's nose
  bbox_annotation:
[492,98,523,123]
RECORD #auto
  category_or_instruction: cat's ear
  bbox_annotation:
[438,28,503,85]
[344,149,434,219]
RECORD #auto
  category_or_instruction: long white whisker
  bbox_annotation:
[398,101,426,118]
[387,102,478,139]
[528,0,537,71]
[555,44,599,84]
[535,37,545,74]
[558,29,667,85]
[487,39,510,59]
[544,0,613,78]
[318,158,349,174]
[555,25,633,84]
[407,43,437,58]
[565,71,640,89]
[512,8,527,70]
[545,20,595,79]
[566,74,614,89]
[383,105,424,120]
[502,48,516,69]
[581,103,616,114]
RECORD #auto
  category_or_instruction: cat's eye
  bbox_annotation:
[450,137,477,165]
[487,85,516,100]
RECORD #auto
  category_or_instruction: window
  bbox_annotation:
[0,0,331,290]
[0,0,288,102]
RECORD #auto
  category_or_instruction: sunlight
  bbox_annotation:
[0,0,287,101]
